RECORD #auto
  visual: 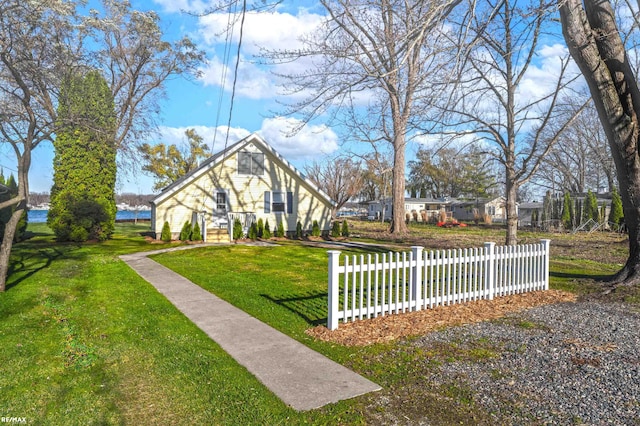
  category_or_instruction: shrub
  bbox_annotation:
[311,220,321,237]
[296,221,303,239]
[610,189,624,226]
[192,221,202,241]
[276,221,285,238]
[263,220,272,239]
[257,218,264,238]
[248,222,258,240]
[179,221,192,241]
[15,209,28,242]
[161,221,171,242]
[70,225,89,242]
[341,220,350,237]
[232,218,243,240]
[331,221,341,237]
[48,193,112,242]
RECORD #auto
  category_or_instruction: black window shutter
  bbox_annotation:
[287,192,293,214]
[264,191,271,213]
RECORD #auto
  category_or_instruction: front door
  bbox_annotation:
[213,190,228,228]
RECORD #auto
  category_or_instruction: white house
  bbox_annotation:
[150,133,336,241]
[367,197,453,221]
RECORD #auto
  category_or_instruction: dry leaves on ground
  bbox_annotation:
[306,290,577,346]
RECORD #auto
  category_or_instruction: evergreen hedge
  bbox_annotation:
[257,218,264,238]
[341,220,350,237]
[263,220,272,239]
[248,222,258,240]
[232,218,243,240]
[311,220,321,237]
[161,221,171,242]
[192,221,202,241]
[331,221,341,237]
[179,221,192,241]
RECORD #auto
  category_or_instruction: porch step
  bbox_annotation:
[206,229,230,243]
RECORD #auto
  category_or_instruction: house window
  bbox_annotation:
[264,191,293,214]
[238,152,264,175]
[215,192,227,212]
[273,192,286,212]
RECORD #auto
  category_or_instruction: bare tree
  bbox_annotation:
[439,0,582,245]
[537,98,615,194]
[0,1,81,291]
[86,0,203,155]
[304,157,364,217]
[560,0,640,285]
[267,0,463,234]
[407,145,497,199]
[0,0,203,291]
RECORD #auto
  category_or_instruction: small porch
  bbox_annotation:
[204,212,256,243]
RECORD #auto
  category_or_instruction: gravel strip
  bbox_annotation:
[412,301,640,425]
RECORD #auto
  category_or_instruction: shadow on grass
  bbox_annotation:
[261,291,328,327]
[6,244,86,291]
[550,271,612,282]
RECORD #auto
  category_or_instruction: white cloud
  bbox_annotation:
[198,56,276,99]
[197,10,324,54]
[155,117,339,161]
[257,116,339,159]
[517,44,575,103]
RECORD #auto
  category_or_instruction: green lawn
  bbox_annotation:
[1,224,363,425]
[1,221,632,425]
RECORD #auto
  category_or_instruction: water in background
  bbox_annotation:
[28,210,151,223]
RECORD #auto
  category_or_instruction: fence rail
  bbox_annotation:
[327,240,550,330]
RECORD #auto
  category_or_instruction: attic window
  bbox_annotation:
[238,152,264,175]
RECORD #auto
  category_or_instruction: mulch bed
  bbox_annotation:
[305,290,577,346]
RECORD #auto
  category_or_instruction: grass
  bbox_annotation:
[2,223,363,425]
[2,219,638,425]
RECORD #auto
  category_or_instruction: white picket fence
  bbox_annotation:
[327,240,550,330]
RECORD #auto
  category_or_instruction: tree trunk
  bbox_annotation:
[505,174,519,246]
[390,134,408,234]
[0,204,24,291]
[560,0,640,285]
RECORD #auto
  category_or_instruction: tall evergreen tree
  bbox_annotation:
[48,71,117,242]
[562,192,573,230]
[610,189,624,226]
[0,174,27,243]
[585,190,600,223]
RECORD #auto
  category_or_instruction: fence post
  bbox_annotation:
[327,250,342,330]
[541,239,551,290]
[484,242,496,300]
[411,246,424,310]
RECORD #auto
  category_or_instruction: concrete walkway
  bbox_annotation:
[120,247,380,411]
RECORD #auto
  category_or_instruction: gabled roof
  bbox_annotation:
[151,133,336,207]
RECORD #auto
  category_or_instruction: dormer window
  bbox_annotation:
[238,151,264,175]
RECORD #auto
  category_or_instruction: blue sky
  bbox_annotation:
[2,0,342,195]
[0,0,579,195]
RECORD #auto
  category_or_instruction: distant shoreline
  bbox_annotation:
[28,209,152,224]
